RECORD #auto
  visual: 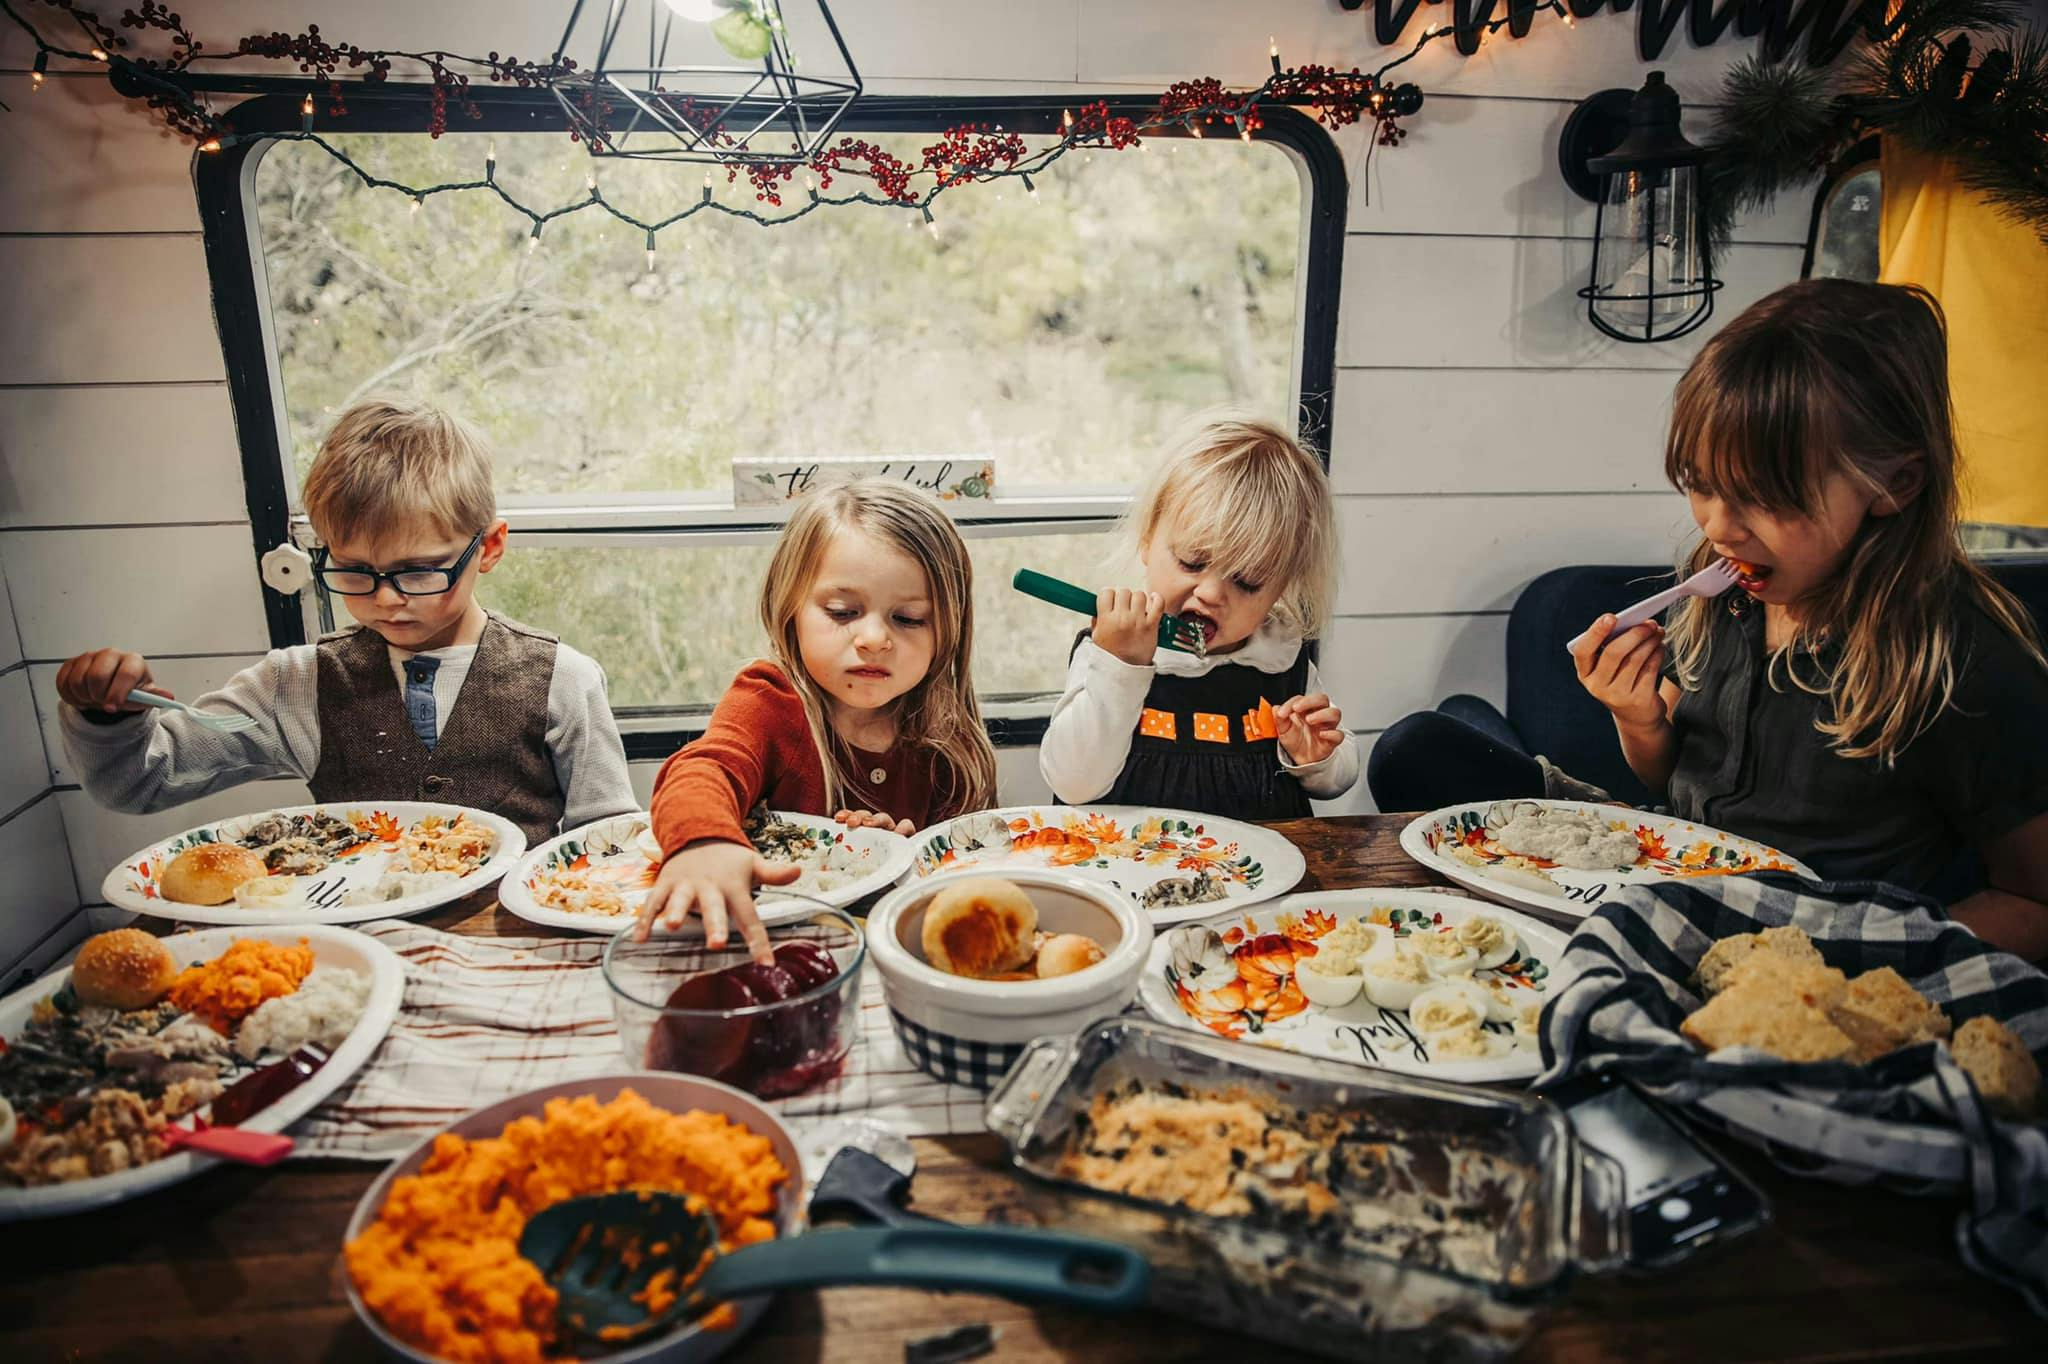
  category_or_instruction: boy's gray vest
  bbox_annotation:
[309,613,563,845]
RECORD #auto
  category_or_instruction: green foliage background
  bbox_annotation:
[255,130,1301,708]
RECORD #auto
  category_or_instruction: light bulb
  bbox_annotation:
[645,230,658,272]
[528,221,544,251]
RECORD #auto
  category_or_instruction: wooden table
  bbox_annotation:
[2,815,2037,1361]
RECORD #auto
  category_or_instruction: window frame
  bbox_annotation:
[196,86,1347,754]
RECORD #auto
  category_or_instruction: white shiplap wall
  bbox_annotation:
[0,1,1806,976]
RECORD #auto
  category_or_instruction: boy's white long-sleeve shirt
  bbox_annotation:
[59,639,637,835]
[1037,619,1359,804]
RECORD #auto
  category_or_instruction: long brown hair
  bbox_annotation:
[759,481,997,815]
[1664,279,2044,764]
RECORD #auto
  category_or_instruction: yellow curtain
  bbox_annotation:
[1879,142,2048,528]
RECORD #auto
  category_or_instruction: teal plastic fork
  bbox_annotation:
[1012,569,1206,654]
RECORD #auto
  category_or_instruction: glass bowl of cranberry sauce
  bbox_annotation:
[601,901,864,1099]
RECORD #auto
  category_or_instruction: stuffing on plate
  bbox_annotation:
[403,815,496,874]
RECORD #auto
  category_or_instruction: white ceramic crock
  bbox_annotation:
[867,867,1155,1048]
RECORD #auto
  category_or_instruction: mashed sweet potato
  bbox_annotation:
[166,937,314,1032]
[344,1090,787,1364]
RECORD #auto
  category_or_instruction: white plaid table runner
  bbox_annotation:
[293,921,989,1160]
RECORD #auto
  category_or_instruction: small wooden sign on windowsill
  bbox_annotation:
[732,456,996,508]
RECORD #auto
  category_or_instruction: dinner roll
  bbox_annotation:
[1951,1016,2042,1121]
[71,928,178,1009]
[922,877,1037,978]
[1036,933,1107,979]
[161,842,269,906]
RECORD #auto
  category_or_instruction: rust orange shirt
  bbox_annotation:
[650,661,956,855]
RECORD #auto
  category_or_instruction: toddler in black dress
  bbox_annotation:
[1038,416,1355,820]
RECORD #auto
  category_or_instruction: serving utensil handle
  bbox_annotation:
[163,1125,295,1165]
[698,1225,1150,1312]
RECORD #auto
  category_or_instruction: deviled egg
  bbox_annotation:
[1408,983,1488,1036]
[1455,914,1519,971]
[1428,1022,1513,1061]
[1294,918,1388,1009]
[1359,945,1433,1011]
[1296,958,1364,1008]
[1406,929,1480,977]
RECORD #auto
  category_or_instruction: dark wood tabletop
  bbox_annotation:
[2,815,2037,1361]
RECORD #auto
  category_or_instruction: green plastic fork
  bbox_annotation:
[1012,569,1206,655]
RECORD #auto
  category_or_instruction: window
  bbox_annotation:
[215,94,1337,739]
[1804,141,1880,283]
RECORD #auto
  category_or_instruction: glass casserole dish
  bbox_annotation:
[983,1016,1629,1362]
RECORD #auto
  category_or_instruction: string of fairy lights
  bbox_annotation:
[4,0,1585,258]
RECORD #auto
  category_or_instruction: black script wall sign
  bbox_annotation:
[1339,0,1887,65]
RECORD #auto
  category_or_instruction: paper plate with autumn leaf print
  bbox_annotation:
[104,801,524,926]
[1138,889,1574,1084]
[501,810,913,934]
[1401,798,1814,922]
[906,805,1305,926]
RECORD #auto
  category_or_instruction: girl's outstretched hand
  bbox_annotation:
[1571,614,1668,729]
[1092,588,1164,667]
[835,809,916,837]
[1276,693,1346,766]
[634,839,797,962]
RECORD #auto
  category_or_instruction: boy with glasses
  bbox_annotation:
[57,400,634,844]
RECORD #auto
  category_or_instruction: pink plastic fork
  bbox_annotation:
[1564,560,1740,655]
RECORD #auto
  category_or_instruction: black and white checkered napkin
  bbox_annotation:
[1533,872,2048,1316]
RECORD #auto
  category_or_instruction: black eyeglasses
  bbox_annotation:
[314,528,487,597]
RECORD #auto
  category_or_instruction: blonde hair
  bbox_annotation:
[1125,415,1338,636]
[302,399,497,549]
[759,482,998,816]
[1664,279,2046,764]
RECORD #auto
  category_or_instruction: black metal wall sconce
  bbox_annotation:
[1558,71,1721,344]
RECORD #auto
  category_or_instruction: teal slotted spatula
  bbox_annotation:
[1012,569,1206,655]
[518,1190,1150,1349]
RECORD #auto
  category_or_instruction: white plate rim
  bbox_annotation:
[1135,887,1573,1084]
[0,923,404,1220]
[1399,799,1816,922]
[101,800,527,927]
[903,804,1308,927]
[499,809,914,934]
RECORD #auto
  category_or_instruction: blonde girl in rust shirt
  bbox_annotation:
[637,481,997,961]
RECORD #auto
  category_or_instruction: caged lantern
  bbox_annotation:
[1558,71,1721,344]
[552,0,861,166]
